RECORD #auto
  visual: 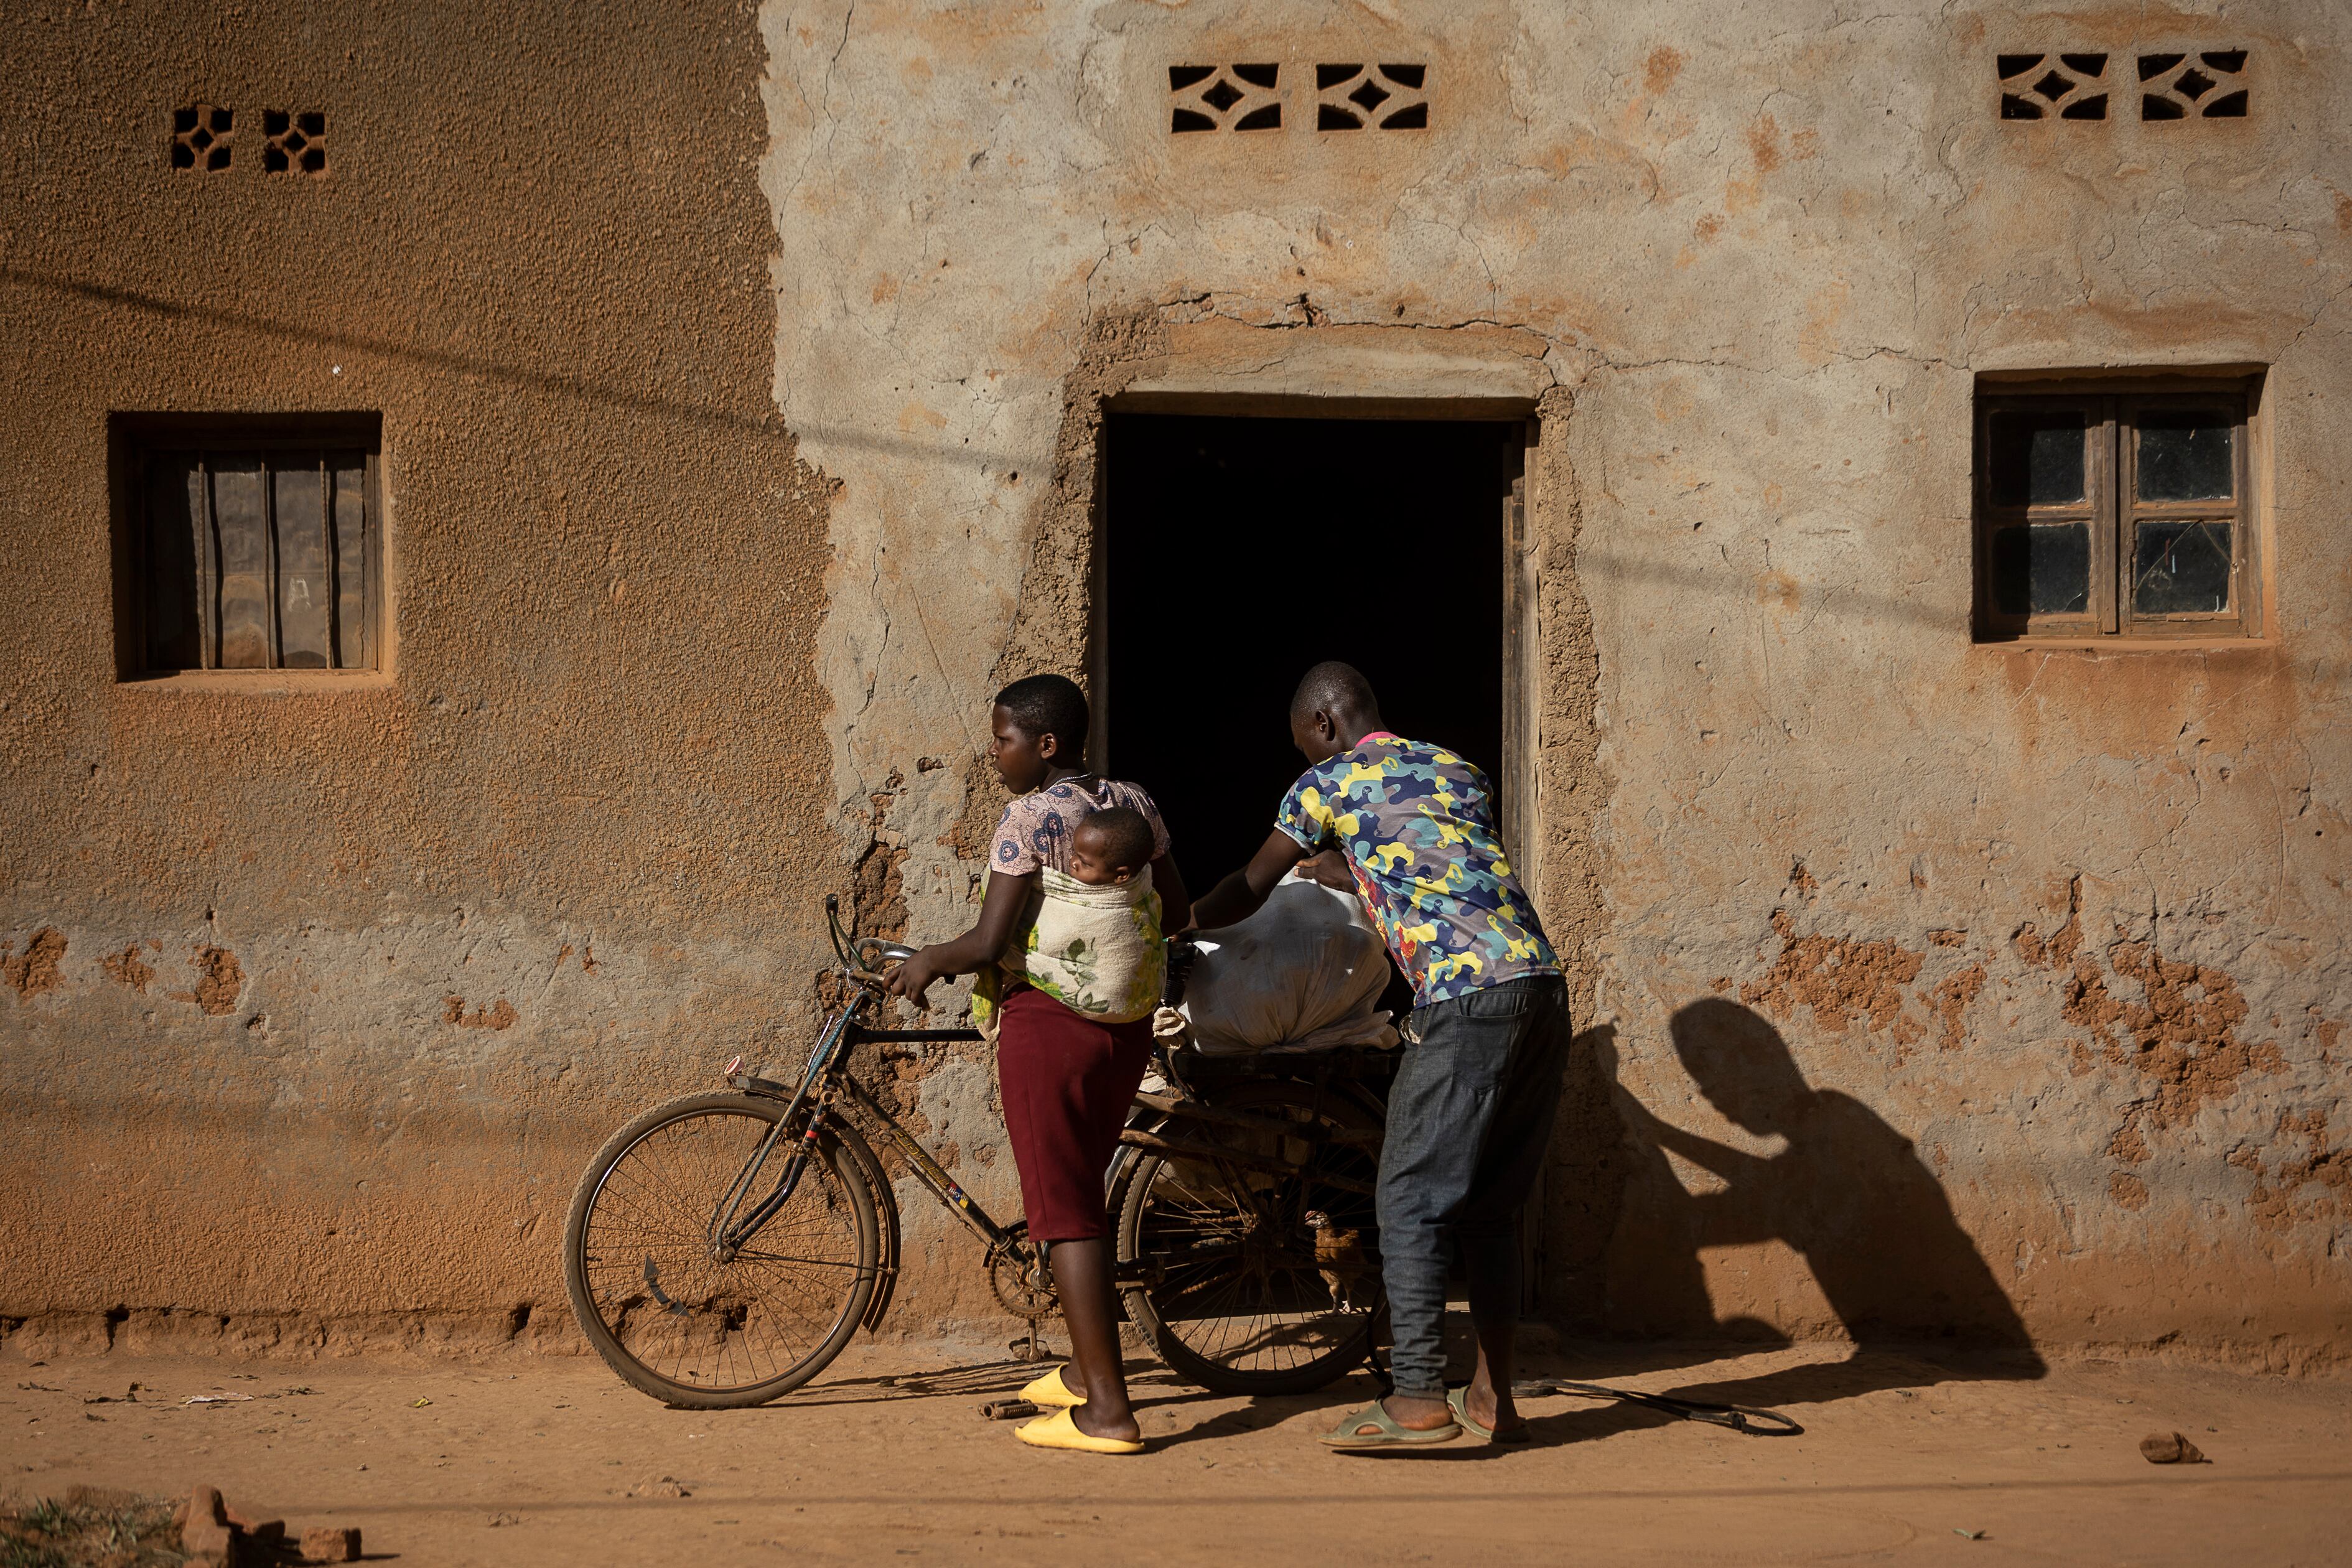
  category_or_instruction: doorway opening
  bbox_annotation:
[1101,413,1527,895]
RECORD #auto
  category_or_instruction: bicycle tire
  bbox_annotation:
[562,1091,879,1409]
[828,1118,903,1332]
[1115,1077,1383,1396]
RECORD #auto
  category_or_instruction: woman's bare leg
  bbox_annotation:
[1045,1239,1140,1442]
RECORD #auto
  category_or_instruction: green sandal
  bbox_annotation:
[1318,1400,1462,1450]
[1449,1385,1531,1444]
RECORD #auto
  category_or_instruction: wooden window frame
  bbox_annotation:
[1973,378,2259,642]
[111,413,385,678]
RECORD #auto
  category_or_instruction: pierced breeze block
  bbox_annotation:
[1997,53,2109,120]
[263,110,329,175]
[1169,64,1282,133]
[170,104,235,170]
[1316,63,1428,130]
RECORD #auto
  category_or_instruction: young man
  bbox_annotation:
[1192,661,1569,1447]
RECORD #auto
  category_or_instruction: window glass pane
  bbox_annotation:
[273,457,333,668]
[331,455,367,668]
[2135,409,2234,500]
[2132,520,2233,615]
[1990,522,2090,617]
[144,456,203,670]
[1988,409,2086,507]
[210,455,271,668]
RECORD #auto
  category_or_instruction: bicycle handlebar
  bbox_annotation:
[824,894,916,994]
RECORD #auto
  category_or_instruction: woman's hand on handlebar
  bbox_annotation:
[886,946,946,1007]
[878,871,1029,1009]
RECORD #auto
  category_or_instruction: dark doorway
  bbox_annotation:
[1103,413,1521,892]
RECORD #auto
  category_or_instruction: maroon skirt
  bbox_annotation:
[996,986,1156,1243]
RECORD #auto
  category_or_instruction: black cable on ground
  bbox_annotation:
[1510,1378,1804,1436]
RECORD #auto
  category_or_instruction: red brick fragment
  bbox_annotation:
[223,1501,283,1539]
[182,1516,234,1560]
[301,1524,363,1563]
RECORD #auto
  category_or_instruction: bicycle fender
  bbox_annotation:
[1104,1101,1175,1207]
[827,1120,902,1333]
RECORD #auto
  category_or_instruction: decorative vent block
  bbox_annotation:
[263,110,328,175]
[1170,64,1281,132]
[1996,53,2109,119]
[1315,63,1427,130]
[2140,51,2247,119]
[170,105,234,170]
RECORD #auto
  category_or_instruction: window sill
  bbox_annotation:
[116,669,394,693]
[1970,636,2270,652]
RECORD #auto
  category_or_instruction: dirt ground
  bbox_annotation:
[3,1335,2346,1566]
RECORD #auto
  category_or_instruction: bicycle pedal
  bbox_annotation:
[979,1398,1041,1422]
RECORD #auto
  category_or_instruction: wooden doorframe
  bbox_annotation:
[1500,418,1542,895]
[1496,418,1549,1314]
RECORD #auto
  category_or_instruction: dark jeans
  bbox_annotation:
[1377,973,1570,1399]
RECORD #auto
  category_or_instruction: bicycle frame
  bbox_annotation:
[831,1043,1012,1247]
[701,897,1389,1302]
[709,897,1018,1262]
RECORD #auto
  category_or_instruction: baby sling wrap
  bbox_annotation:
[971,866,1165,1038]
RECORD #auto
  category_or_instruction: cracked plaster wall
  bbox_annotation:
[767,0,2350,1361]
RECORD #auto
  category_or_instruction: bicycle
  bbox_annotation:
[561,894,1393,1408]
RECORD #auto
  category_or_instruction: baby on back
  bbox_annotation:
[1068,806,1157,887]
[975,806,1165,1035]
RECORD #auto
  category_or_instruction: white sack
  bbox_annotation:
[1181,876,1399,1054]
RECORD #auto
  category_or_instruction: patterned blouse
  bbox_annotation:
[989,775,1172,877]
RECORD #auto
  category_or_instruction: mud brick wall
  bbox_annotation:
[0,0,851,1357]
[4,0,2348,1365]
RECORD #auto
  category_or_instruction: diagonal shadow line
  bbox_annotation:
[268,1471,2352,1516]
[1568,549,2343,681]
[0,266,1030,467]
[1575,548,1962,632]
[765,1356,1201,1410]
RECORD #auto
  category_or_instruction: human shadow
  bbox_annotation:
[1170,999,2049,1459]
[1590,998,2045,1410]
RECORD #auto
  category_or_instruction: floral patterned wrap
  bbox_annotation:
[973,866,1165,1034]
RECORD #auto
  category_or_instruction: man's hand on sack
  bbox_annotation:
[1295,849,1359,892]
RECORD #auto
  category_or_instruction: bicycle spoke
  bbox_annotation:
[574,1102,869,1396]
[1128,1083,1383,1394]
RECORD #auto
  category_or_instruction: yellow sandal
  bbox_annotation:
[1015,1406,1144,1455]
[1019,1365,1086,1407]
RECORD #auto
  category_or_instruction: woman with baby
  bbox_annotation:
[889,674,1190,1454]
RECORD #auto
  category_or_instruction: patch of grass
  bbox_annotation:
[0,1490,184,1568]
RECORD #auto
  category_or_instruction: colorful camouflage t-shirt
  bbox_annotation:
[1274,733,1557,1007]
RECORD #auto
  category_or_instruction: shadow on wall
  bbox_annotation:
[0,266,1022,467]
[1587,998,2045,1400]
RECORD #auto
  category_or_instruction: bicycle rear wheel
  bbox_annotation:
[1116,1078,1383,1396]
[562,1091,878,1409]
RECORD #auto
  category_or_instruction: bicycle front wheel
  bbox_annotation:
[562,1091,878,1408]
